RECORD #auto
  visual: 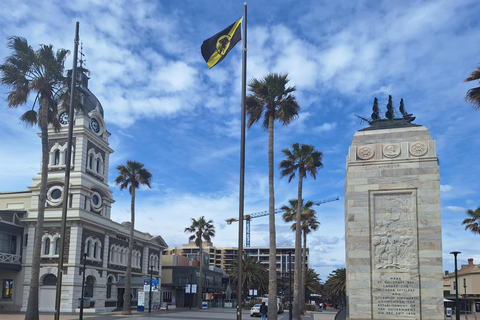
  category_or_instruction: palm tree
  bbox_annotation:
[323,268,346,309]
[0,36,69,320]
[279,143,323,319]
[115,161,152,315]
[281,199,319,314]
[464,64,480,110]
[184,216,215,308]
[462,207,480,234]
[304,268,322,296]
[230,253,269,299]
[246,73,300,320]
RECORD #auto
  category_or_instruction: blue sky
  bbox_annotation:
[1,0,480,281]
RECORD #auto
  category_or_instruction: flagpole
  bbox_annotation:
[54,21,79,320]
[236,3,247,320]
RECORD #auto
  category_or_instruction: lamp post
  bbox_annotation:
[190,273,193,310]
[289,251,292,320]
[79,253,88,320]
[463,278,467,315]
[149,265,153,313]
[450,251,461,320]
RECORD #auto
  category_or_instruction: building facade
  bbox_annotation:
[445,258,480,313]
[0,72,167,313]
[161,255,226,308]
[164,242,307,274]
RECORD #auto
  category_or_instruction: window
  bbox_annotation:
[85,240,90,256]
[93,242,98,258]
[84,276,94,297]
[0,234,16,254]
[54,150,60,165]
[88,154,93,169]
[2,280,13,298]
[55,238,61,255]
[43,274,57,286]
[44,238,50,255]
[163,291,172,302]
[106,277,113,299]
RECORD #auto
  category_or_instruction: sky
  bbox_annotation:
[0,0,480,283]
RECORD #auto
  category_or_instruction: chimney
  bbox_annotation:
[468,258,474,265]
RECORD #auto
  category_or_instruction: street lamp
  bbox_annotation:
[190,273,193,310]
[79,252,88,320]
[463,278,467,315]
[289,251,292,320]
[450,251,461,320]
[149,265,153,313]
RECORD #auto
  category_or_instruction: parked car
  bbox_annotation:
[250,304,262,317]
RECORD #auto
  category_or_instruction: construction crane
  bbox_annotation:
[226,196,339,247]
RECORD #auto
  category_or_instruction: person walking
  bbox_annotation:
[260,301,268,320]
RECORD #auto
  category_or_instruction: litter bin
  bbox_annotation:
[78,298,91,308]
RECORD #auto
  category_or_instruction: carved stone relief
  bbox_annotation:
[409,141,427,157]
[357,145,375,160]
[382,144,401,158]
[371,192,418,271]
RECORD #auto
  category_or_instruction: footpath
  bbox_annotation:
[1,307,338,320]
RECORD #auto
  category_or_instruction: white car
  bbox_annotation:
[250,304,262,317]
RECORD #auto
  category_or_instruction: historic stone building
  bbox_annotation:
[0,72,167,313]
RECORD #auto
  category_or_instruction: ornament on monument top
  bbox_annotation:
[356,95,418,131]
[357,145,375,160]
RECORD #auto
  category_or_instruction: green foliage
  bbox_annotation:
[279,143,324,182]
[465,65,480,110]
[246,72,300,129]
[115,160,152,194]
[323,268,346,296]
[462,207,480,235]
[230,253,269,296]
[184,216,215,248]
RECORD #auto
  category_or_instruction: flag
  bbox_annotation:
[201,18,242,69]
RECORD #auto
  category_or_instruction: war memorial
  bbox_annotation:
[345,97,444,320]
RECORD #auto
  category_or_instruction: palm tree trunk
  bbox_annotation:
[122,188,135,315]
[198,242,203,309]
[25,101,48,320]
[267,114,278,320]
[293,175,303,320]
[301,230,307,314]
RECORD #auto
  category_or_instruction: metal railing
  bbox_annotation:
[0,252,21,264]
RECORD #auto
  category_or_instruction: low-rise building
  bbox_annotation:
[445,258,480,313]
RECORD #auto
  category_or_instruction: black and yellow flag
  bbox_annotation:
[201,18,242,69]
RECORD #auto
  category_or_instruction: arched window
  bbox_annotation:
[84,276,94,297]
[88,154,93,169]
[110,247,115,263]
[44,238,50,255]
[43,274,57,286]
[54,150,60,165]
[106,276,113,299]
[96,159,100,173]
[86,239,91,256]
[93,242,98,259]
[55,238,61,255]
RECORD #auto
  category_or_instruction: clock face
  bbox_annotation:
[90,118,100,133]
[59,112,69,125]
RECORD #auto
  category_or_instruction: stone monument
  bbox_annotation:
[345,96,443,320]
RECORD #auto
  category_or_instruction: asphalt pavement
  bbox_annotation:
[1,307,338,320]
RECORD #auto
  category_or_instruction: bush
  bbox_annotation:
[305,304,318,311]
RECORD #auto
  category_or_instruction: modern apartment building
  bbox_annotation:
[164,242,308,274]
